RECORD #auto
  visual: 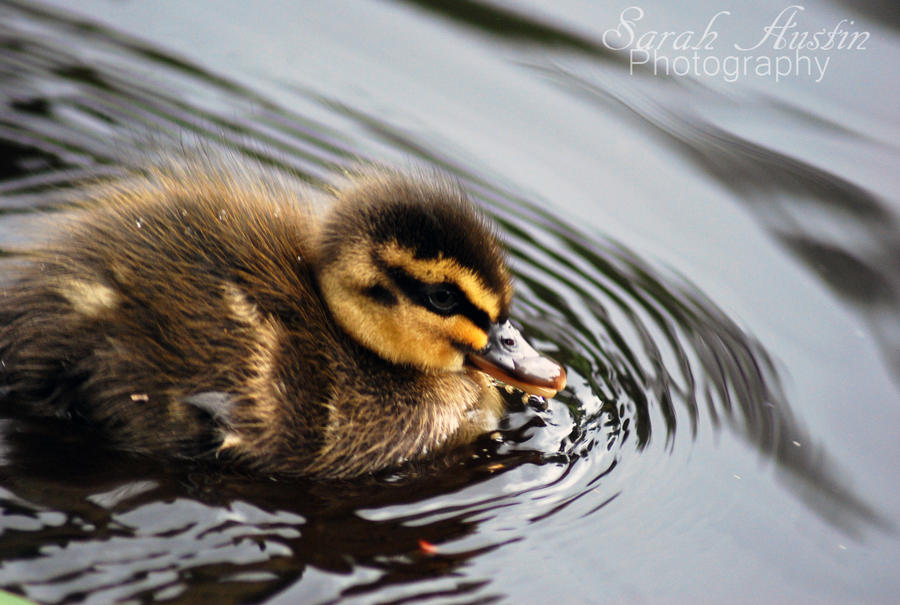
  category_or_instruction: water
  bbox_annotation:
[1,0,898,602]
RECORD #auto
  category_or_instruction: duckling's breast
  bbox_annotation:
[306,349,504,477]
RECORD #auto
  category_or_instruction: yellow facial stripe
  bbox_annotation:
[379,241,502,321]
[448,317,489,351]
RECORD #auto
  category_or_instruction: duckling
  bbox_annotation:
[0,159,566,478]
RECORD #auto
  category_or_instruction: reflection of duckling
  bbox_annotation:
[0,160,565,478]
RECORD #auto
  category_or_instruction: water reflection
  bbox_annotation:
[0,0,893,603]
[0,417,545,603]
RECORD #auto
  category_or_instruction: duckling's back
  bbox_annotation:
[0,165,334,467]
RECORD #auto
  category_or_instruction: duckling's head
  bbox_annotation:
[316,172,566,397]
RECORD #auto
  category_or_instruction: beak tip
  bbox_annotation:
[535,360,567,398]
[554,365,568,392]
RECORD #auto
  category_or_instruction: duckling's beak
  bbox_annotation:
[466,320,567,398]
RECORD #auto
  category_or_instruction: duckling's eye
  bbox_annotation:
[425,284,460,313]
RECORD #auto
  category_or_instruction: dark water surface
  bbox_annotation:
[1,1,898,603]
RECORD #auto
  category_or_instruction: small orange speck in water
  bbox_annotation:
[418,539,439,555]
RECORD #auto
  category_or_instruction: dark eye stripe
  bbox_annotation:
[362,284,397,306]
[380,263,491,332]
